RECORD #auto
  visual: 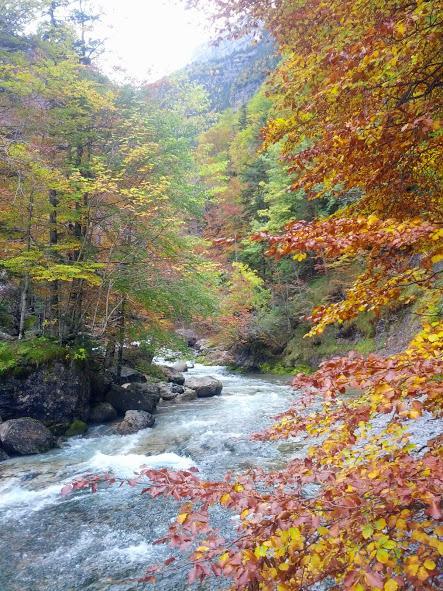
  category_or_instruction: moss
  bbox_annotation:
[65,420,88,437]
[354,337,376,354]
[0,337,66,377]
[134,361,166,380]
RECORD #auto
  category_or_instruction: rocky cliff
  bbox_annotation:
[182,36,277,111]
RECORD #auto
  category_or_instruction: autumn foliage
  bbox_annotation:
[67,0,442,589]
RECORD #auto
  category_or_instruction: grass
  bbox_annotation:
[0,337,66,377]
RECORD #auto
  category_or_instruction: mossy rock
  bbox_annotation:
[65,419,88,437]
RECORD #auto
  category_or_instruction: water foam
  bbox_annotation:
[86,451,195,477]
[0,479,62,517]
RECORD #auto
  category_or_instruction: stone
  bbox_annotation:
[89,402,118,424]
[176,328,199,347]
[0,418,55,456]
[177,387,198,402]
[158,383,178,401]
[64,420,88,437]
[105,382,160,415]
[115,410,155,435]
[109,366,147,386]
[185,376,223,398]
[0,361,91,426]
[156,365,185,385]
[0,446,9,461]
[171,384,185,394]
[89,371,112,403]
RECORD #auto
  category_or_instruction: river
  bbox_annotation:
[0,363,303,591]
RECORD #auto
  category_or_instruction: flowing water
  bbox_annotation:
[0,364,303,591]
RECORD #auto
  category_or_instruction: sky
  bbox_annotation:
[92,0,212,83]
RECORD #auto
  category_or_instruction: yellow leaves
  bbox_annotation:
[196,545,209,553]
[289,527,302,542]
[219,551,229,565]
[177,513,188,524]
[240,509,249,520]
[254,544,268,558]
[293,252,307,261]
[423,559,436,570]
[376,549,389,564]
[233,483,244,492]
[395,22,407,36]
[367,214,379,226]
[220,493,231,506]
[384,580,398,591]
[278,562,289,571]
[308,553,322,569]
[362,524,374,539]
[431,253,443,264]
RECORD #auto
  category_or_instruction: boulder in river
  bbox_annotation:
[0,361,91,426]
[0,446,9,461]
[64,420,88,437]
[177,387,198,402]
[185,376,223,398]
[156,365,185,385]
[0,417,55,456]
[109,365,147,386]
[105,383,160,415]
[158,383,178,401]
[115,410,155,435]
[171,384,185,394]
[89,402,118,424]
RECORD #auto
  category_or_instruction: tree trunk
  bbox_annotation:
[116,296,126,381]
[18,189,34,340]
[48,188,60,340]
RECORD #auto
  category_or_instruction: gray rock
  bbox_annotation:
[0,418,55,456]
[89,402,118,424]
[0,446,9,461]
[177,387,198,402]
[109,366,147,386]
[171,384,185,394]
[105,382,160,415]
[0,361,91,426]
[185,376,223,398]
[156,365,185,385]
[116,410,155,435]
[90,372,112,403]
[176,328,199,347]
[158,383,178,401]
[0,330,14,341]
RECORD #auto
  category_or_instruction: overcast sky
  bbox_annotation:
[92,0,212,83]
